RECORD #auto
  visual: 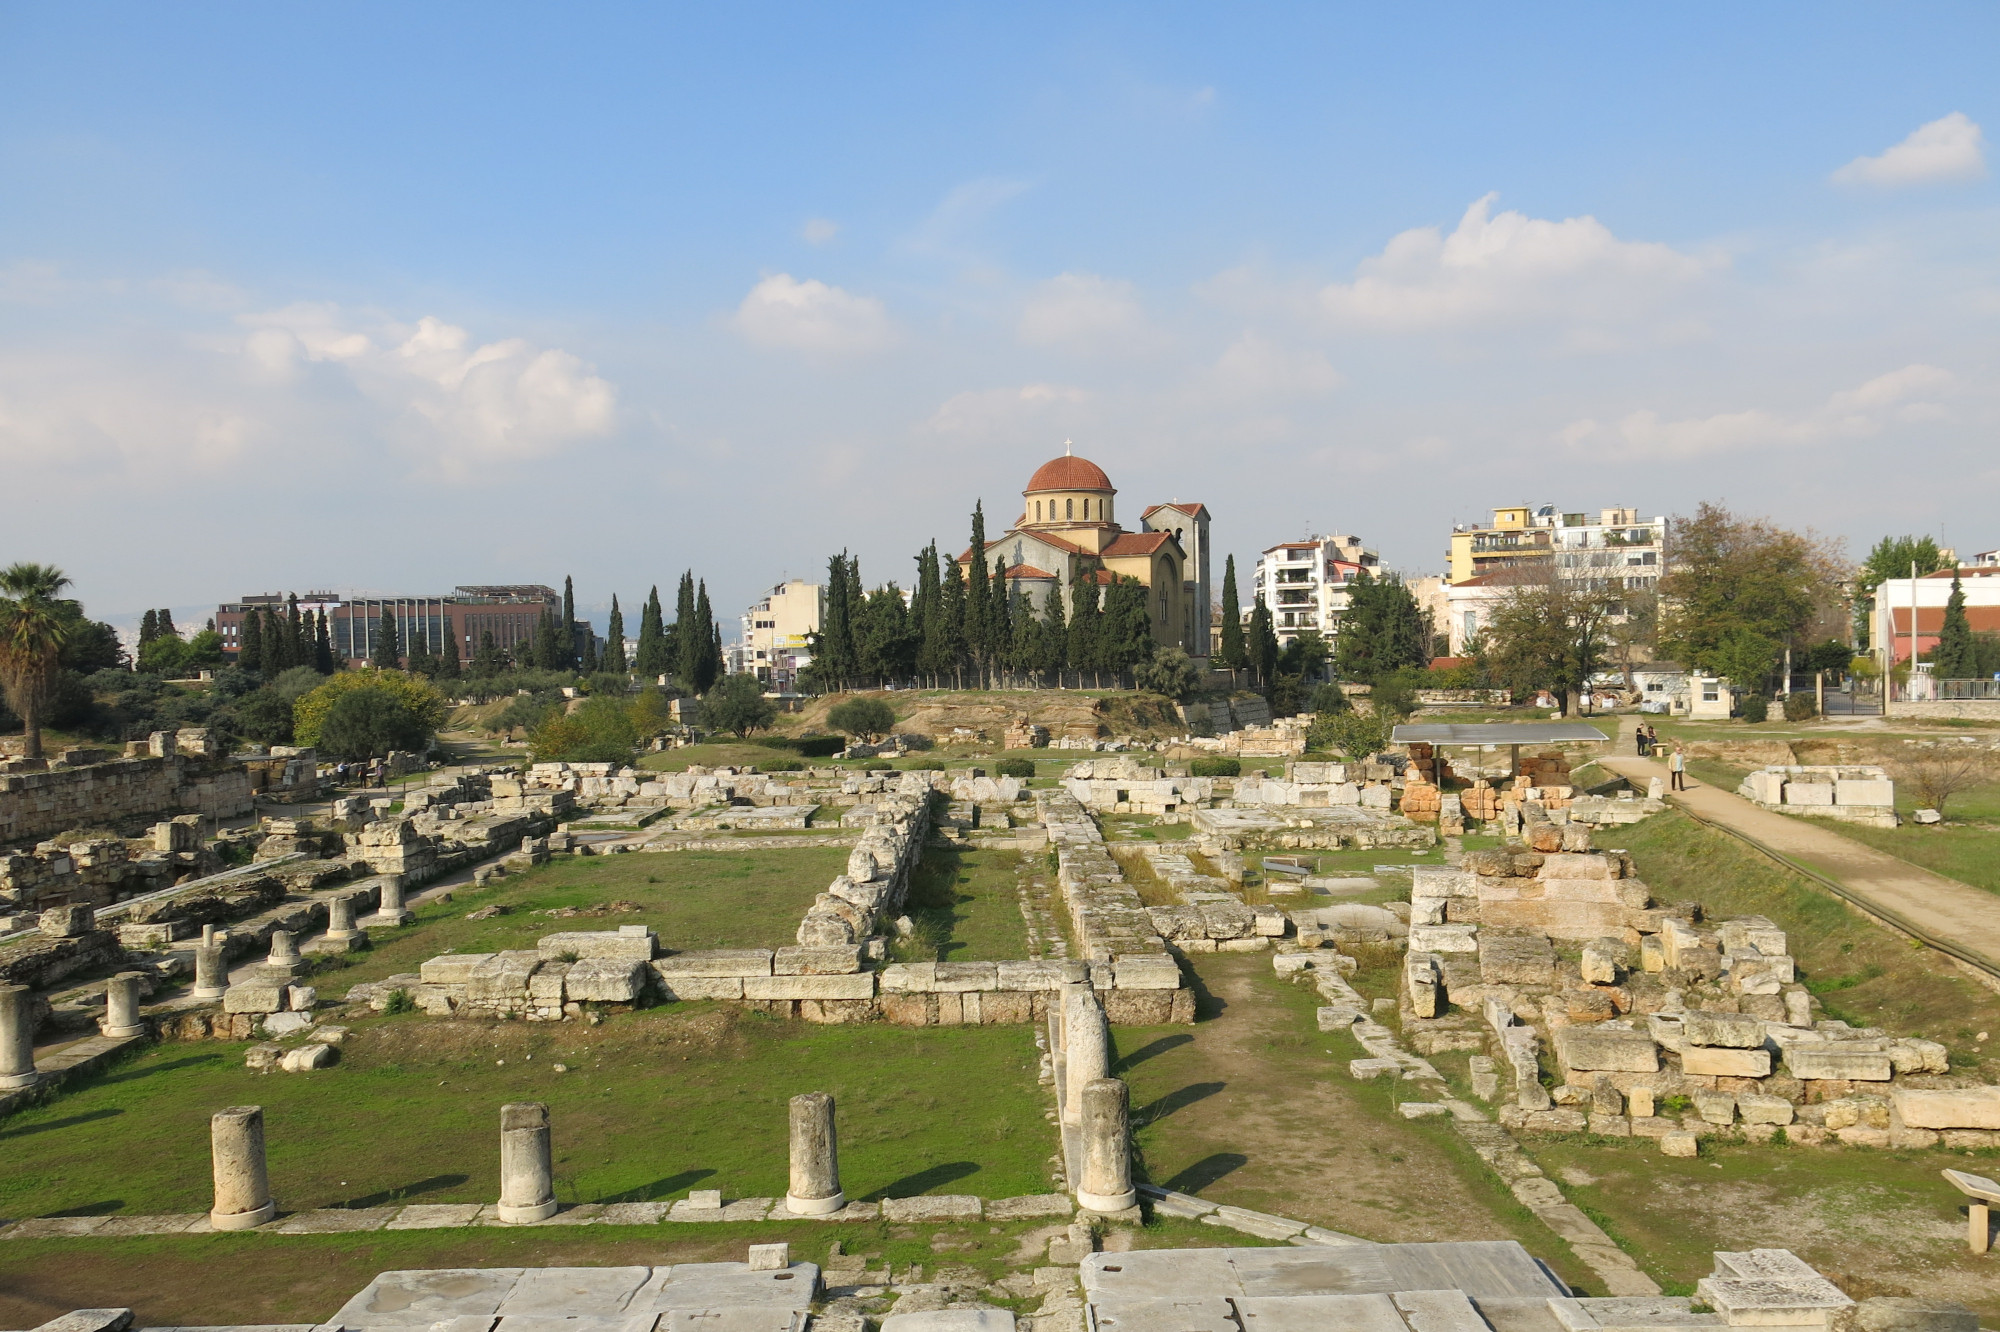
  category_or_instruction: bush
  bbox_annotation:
[826,696,897,742]
[1308,711,1391,760]
[995,756,1036,779]
[1307,682,1350,716]
[700,674,777,737]
[383,989,416,1015]
[1782,692,1818,722]
[900,758,945,771]
[316,686,433,759]
[1190,756,1241,778]
[530,694,638,763]
[1738,694,1770,724]
[294,670,448,747]
[757,757,805,772]
[1368,669,1421,721]
[753,733,845,758]
[1133,646,1201,700]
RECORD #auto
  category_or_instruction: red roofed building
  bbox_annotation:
[956,446,1212,655]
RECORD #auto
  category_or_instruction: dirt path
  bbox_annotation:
[1603,718,2000,976]
[1116,953,1564,1260]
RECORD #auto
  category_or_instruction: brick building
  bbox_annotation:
[216,585,563,668]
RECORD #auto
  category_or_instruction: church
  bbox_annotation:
[957,447,1211,658]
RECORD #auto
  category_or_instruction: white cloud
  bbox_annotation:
[1832,113,1987,187]
[924,382,1089,438]
[1318,194,1714,334]
[802,218,839,245]
[1017,272,1154,353]
[731,274,893,355]
[1558,363,1956,458]
[1201,332,1342,400]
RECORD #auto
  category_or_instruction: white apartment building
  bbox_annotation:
[736,579,822,691]
[1251,534,1380,648]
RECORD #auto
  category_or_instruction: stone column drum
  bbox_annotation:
[785,1091,844,1215]
[1076,1078,1137,1214]
[210,1105,276,1230]
[102,972,147,1038]
[1063,989,1110,1128]
[497,1102,557,1223]
[325,894,362,941]
[0,984,40,1090]
[192,939,228,1001]
[265,930,301,979]
[369,875,412,926]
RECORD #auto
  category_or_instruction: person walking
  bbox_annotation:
[1668,743,1686,791]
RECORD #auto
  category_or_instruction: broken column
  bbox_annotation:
[102,972,147,1038]
[209,1105,275,1230]
[1063,987,1110,1127]
[0,984,39,1089]
[784,1091,844,1215]
[325,894,363,942]
[1076,1078,1137,1214]
[497,1101,557,1223]
[367,874,413,926]
[264,930,301,980]
[192,933,227,1001]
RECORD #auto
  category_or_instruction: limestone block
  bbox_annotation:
[1539,853,1614,880]
[280,1042,337,1072]
[772,946,864,975]
[1720,917,1788,956]
[1409,925,1479,953]
[879,962,937,993]
[1784,782,1835,807]
[1557,1026,1659,1073]
[1744,771,1786,804]
[881,1195,981,1222]
[1683,1046,1773,1078]
[1887,1039,1949,1075]
[744,973,875,1001]
[1112,955,1182,989]
[654,949,774,978]
[1580,939,1624,985]
[1480,934,1557,986]
[1890,1087,2000,1130]
[1697,1275,1851,1328]
[1836,779,1894,807]
[1784,1046,1894,1081]
[564,958,649,1003]
[244,1042,285,1070]
[1683,1010,1766,1048]
[467,951,542,1003]
[222,982,287,1014]
[1738,1095,1795,1125]
[932,962,999,992]
[996,959,1089,991]
[537,929,656,962]
[1660,1131,1699,1157]
[1410,867,1477,899]
[1693,1091,1737,1126]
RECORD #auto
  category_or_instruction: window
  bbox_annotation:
[1702,683,1719,701]
[1035,501,1041,521]
[1082,498,1090,519]
[1066,498,1073,519]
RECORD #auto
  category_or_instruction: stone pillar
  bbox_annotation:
[1972,1201,1992,1256]
[1076,1078,1137,1213]
[192,939,228,1001]
[368,875,412,926]
[267,930,300,968]
[325,894,361,941]
[1063,988,1110,1128]
[209,1105,275,1230]
[497,1102,557,1223]
[785,1091,843,1215]
[102,972,147,1038]
[0,984,40,1089]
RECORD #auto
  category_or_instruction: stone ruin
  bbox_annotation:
[1739,764,1898,829]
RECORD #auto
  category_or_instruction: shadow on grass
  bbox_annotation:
[866,1161,980,1200]
[603,1169,715,1204]
[0,1107,123,1140]
[49,1199,124,1217]
[99,1054,224,1085]
[344,1175,470,1209]
[1134,1081,1224,1127]
[1181,962,1227,1022]
[1113,1034,1192,1074]
[1163,1152,1247,1195]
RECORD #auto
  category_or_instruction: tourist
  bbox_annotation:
[1668,743,1686,791]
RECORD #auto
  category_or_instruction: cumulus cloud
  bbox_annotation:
[1017,273,1155,353]
[1832,113,1987,187]
[731,274,893,355]
[1558,363,1955,458]
[1317,194,1714,333]
[925,382,1089,438]
[1201,332,1343,400]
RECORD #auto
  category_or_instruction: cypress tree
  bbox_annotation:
[1219,555,1245,673]
[531,609,557,670]
[635,586,666,678]
[258,607,282,674]
[373,607,402,669]
[990,555,1014,682]
[580,634,599,674]
[473,630,504,676]
[1104,575,1153,675]
[693,580,721,692]
[604,595,627,673]
[1068,564,1102,686]
[966,503,991,680]
[285,594,305,668]
[407,625,433,676]
[672,572,698,688]
[818,552,855,690]
[1250,593,1279,685]
[238,608,262,671]
[1041,578,1068,683]
[435,615,459,679]
[157,609,177,640]
[1934,569,1975,678]
[140,609,159,646]
[913,543,945,685]
[315,610,336,672]
[937,559,968,687]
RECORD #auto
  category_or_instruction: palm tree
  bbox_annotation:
[0,562,74,760]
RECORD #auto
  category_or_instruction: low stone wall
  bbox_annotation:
[1738,765,1895,829]
[0,753,254,848]
[1886,698,2000,720]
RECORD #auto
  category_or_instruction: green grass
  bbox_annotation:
[0,1007,1054,1221]
[1811,775,2000,898]
[328,847,852,988]
[897,845,1032,962]
[1611,810,2000,1071]
[1098,814,1191,842]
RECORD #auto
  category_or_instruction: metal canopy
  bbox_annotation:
[1390,722,1611,746]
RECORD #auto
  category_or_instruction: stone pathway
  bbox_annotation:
[1602,718,2000,978]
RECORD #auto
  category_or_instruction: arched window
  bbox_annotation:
[1066,498,1074,519]
[1034,501,1041,521]
[1082,498,1090,519]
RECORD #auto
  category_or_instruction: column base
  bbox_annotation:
[191,986,227,1001]
[1076,1187,1137,1213]
[785,1191,845,1216]
[324,930,365,942]
[209,1201,275,1231]
[102,1023,148,1039]
[365,911,414,927]
[497,1199,559,1224]
[0,1071,41,1090]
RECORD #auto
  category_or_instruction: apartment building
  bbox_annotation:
[737,579,823,690]
[1447,504,1666,591]
[1251,533,1380,648]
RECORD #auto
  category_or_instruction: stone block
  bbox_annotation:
[1784,1046,1893,1081]
[744,973,875,1001]
[280,1043,337,1072]
[1890,1087,2000,1130]
[654,949,773,977]
[1835,779,1894,808]
[537,930,656,962]
[1698,1275,1851,1328]
[1408,925,1479,953]
[1580,939,1623,985]
[1784,782,1834,807]
[222,982,287,1014]
[1854,1297,1979,1332]
[1112,955,1182,989]
[1660,1131,1699,1157]
[1480,934,1557,986]
[1682,1046,1773,1078]
[881,1195,982,1222]
[1738,1095,1796,1126]
[772,946,864,975]
[1692,1091,1736,1126]
[564,958,649,1003]
[1683,1010,1765,1048]
[932,962,998,992]
[985,1194,1074,1220]
[467,950,541,1002]
[878,962,936,993]
[420,953,496,985]
[654,974,743,1001]
[1558,1026,1659,1073]
[995,959,1088,991]
[1539,853,1615,880]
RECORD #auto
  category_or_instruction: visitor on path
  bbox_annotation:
[1668,743,1686,791]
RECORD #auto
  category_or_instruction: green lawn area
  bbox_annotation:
[326,847,851,989]
[1811,774,2000,898]
[897,845,1031,962]
[0,1006,1055,1222]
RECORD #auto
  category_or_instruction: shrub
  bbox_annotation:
[1133,646,1201,700]
[826,696,897,742]
[1738,694,1770,724]
[1190,756,1241,777]
[383,989,416,1015]
[294,669,448,747]
[531,694,638,764]
[995,756,1037,779]
[1308,711,1392,760]
[1307,682,1350,716]
[1782,692,1818,722]
[795,734,844,758]
[1368,669,1421,721]
[700,674,777,737]
[758,757,805,772]
[900,758,945,771]
[316,686,434,759]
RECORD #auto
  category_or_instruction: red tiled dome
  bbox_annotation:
[1025,454,1114,494]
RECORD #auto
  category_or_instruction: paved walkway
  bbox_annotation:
[1600,718,2000,976]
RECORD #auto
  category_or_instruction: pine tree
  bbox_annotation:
[1934,569,1976,678]
[603,595,627,673]
[693,580,721,693]
[435,615,459,679]
[238,608,262,671]
[140,609,159,647]
[373,607,402,669]
[966,503,992,682]
[672,572,699,689]
[315,610,336,672]
[1219,555,1245,674]
[635,586,666,678]
[1249,593,1279,685]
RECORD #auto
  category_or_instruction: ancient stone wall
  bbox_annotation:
[0,753,253,848]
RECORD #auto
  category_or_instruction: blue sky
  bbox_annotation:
[3,3,1996,630]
